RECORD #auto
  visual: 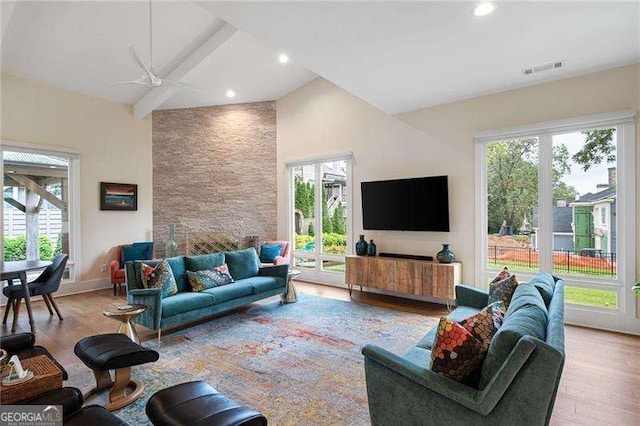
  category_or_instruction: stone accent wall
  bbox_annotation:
[152,102,277,256]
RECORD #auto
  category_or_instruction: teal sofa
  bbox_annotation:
[362,273,565,425]
[125,248,288,335]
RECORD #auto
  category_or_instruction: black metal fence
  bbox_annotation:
[488,245,617,277]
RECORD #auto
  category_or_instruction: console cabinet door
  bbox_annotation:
[394,260,421,295]
[346,256,369,285]
[368,258,395,290]
[431,264,455,299]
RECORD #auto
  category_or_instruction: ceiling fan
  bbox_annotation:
[109,0,202,92]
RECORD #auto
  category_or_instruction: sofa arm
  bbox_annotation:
[455,284,489,309]
[1,332,36,353]
[363,337,538,416]
[362,344,482,412]
[259,264,289,281]
[127,288,162,331]
[272,255,290,266]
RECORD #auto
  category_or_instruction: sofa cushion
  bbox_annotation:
[161,292,217,318]
[140,260,178,299]
[528,273,556,307]
[202,282,254,304]
[240,276,285,294]
[225,248,261,280]
[430,317,485,383]
[417,306,481,349]
[479,285,548,388]
[185,253,225,272]
[121,244,148,269]
[506,283,548,316]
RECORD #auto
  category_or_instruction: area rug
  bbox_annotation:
[66,293,438,425]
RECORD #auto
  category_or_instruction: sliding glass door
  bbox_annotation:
[288,155,352,285]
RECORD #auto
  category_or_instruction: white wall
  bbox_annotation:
[1,74,153,290]
[276,64,640,293]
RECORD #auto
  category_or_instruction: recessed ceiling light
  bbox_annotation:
[278,53,289,64]
[473,2,496,17]
[226,90,236,98]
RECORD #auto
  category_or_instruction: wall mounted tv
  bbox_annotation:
[361,175,450,232]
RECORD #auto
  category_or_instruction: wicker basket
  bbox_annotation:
[0,355,63,404]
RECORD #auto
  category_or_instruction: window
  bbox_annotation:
[288,154,352,283]
[475,111,636,331]
[1,142,80,283]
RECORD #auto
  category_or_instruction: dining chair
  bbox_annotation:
[2,254,69,331]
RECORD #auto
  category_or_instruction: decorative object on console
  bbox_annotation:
[100,182,138,211]
[429,316,485,383]
[165,223,178,258]
[436,243,455,263]
[140,260,178,298]
[367,239,377,256]
[487,275,519,309]
[355,235,368,255]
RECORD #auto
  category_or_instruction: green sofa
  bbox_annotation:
[362,273,565,425]
[125,248,289,334]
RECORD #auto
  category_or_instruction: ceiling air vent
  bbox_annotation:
[523,60,564,76]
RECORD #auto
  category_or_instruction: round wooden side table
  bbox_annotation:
[103,304,146,344]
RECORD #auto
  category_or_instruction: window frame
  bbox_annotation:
[474,110,637,333]
[1,140,81,284]
[286,152,353,286]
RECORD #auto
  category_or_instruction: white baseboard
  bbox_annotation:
[0,277,113,306]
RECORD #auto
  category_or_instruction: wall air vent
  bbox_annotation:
[523,60,564,76]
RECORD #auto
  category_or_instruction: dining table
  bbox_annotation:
[1,260,52,333]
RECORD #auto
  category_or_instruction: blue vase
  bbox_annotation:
[367,240,377,256]
[355,235,368,256]
[436,244,455,263]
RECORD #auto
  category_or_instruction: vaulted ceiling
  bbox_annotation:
[2,1,638,117]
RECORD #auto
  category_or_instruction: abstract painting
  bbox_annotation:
[100,182,137,211]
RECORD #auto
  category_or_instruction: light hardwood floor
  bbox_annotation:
[2,282,639,425]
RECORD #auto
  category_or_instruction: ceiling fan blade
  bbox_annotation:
[128,46,154,77]
[162,79,205,92]
[108,80,146,86]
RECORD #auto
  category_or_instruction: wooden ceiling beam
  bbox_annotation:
[133,22,238,120]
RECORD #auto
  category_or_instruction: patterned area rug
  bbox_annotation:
[66,293,438,425]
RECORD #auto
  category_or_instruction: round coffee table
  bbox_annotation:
[281,269,300,304]
[103,304,146,344]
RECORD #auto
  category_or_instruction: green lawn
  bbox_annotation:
[565,286,617,309]
[487,260,617,278]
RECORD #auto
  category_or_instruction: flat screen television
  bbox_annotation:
[361,175,450,232]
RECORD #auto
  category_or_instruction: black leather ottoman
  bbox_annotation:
[65,405,131,426]
[146,381,267,426]
[74,333,159,411]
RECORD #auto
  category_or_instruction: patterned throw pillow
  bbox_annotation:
[492,267,511,283]
[429,317,485,383]
[459,305,504,351]
[488,275,519,310]
[187,264,234,292]
[140,260,178,298]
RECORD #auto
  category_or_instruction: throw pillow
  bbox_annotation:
[488,275,519,310]
[140,260,178,298]
[459,305,504,352]
[259,244,281,263]
[429,317,486,383]
[187,264,235,292]
[491,267,511,283]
